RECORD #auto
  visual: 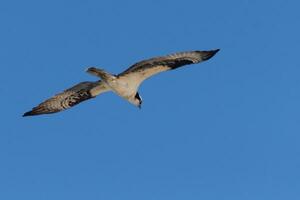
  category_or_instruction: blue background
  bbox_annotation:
[1,0,299,199]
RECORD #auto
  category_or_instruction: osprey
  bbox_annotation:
[23,49,219,116]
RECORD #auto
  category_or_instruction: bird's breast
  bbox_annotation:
[108,79,137,98]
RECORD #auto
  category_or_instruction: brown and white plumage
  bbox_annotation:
[119,50,219,79]
[23,81,109,116]
[23,49,219,116]
[117,50,220,91]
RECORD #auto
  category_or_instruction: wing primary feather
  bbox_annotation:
[200,49,220,61]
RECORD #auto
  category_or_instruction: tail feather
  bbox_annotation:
[86,67,116,82]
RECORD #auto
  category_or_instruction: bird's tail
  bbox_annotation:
[86,67,116,82]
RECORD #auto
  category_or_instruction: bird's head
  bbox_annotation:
[132,92,143,109]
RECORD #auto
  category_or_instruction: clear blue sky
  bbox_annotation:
[1,0,299,199]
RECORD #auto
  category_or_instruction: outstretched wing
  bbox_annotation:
[23,81,109,116]
[117,49,219,85]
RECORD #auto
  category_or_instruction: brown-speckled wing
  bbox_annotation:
[23,81,109,116]
[118,49,219,83]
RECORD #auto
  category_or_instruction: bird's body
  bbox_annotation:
[23,49,220,116]
[86,68,140,107]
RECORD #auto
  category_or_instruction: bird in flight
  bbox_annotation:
[23,49,220,116]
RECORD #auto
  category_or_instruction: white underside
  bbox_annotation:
[102,76,140,104]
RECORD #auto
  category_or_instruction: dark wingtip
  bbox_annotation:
[23,111,34,117]
[202,49,220,61]
[86,67,97,73]
[23,108,45,117]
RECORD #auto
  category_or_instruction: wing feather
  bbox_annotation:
[23,81,109,116]
[118,50,219,83]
